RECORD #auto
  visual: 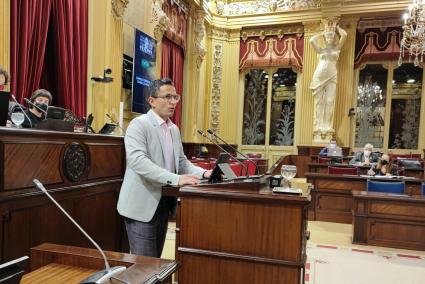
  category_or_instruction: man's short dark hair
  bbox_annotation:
[30,89,52,104]
[147,78,174,98]
[0,66,9,85]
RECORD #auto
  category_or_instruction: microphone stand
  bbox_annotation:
[197,129,250,179]
[10,94,32,128]
[207,129,259,175]
[33,179,126,283]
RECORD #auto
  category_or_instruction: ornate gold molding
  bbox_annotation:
[240,25,304,41]
[303,20,322,34]
[194,9,207,70]
[210,43,223,132]
[207,26,230,40]
[111,0,129,19]
[211,0,321,16]
[357,18,403,33]
[151,0,171,41]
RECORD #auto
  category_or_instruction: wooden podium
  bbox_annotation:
[21,243,178,284]
[174,179,310,284]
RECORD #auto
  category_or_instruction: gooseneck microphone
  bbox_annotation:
[207,129,259,175]
[11,94,32,128]
[196,129,249,178]
[33,179,126,283]
[106,113,126,135]
[24,98,47,116]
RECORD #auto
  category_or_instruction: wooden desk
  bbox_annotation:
[175,180,310,284]
[305,173,424,224]
[22,243,177,283]
[0,128,126,262]
[308,163,424,178]
[352,191,425,251]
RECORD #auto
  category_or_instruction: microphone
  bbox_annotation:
[33,179,126,283]
[24,98,47,115]
[196,129,249,178]
[106,113,126,134]
[10,94,32,128]
[207,129,258,175]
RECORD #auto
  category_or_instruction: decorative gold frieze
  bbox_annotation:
[194,9,207,70]
[151,0,171,41]
[111,0,129,19]
[240,25,304,41]
[210,43,223,132]
[357,18,403,33]
[211,0,321,16]
[207,26,230,40]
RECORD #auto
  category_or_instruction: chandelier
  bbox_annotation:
[400,1,425,66]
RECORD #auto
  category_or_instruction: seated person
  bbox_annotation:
[349,143,380,165]
[368,154,398,176]
[0,66,9,90]
[319,138,337,157]
[21,89,52,128]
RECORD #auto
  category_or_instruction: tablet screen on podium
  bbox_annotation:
[208,153,230,183]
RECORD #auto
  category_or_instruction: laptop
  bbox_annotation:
[0,91,10,126]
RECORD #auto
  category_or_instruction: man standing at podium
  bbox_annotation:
[117,78,212,257]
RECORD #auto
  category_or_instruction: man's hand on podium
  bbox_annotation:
[179,174,201,185]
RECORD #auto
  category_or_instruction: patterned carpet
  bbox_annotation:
[306,243,425,284]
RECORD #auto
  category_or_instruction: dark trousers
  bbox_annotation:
[124,197,175,257]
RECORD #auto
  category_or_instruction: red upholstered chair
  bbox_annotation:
[197,162,211,170]
[243,159,257,176]
[398,166,405,177]
[229,163,243,176]
[328,166,358,175]
[318,157,331,164]
[390,153,412,162]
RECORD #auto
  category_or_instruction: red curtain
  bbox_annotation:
[11,0,88,118]
[10,0,52,103]
[49,0,88,117]
[161,37,184,127]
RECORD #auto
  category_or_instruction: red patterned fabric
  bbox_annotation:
[354,27,402,68]
[163,0,187,50]
[239,35,304,70]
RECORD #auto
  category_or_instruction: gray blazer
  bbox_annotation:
[117,110,204,222]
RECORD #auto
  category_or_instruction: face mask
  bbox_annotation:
[381,160,388,166]
[35,102,48,113]
[364,150,371,157]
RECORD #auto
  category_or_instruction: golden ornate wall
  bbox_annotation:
[0,0,10,92]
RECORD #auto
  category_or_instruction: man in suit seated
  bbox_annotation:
[117,78,212,258]
[349,143,380,166]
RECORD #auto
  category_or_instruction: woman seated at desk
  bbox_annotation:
[368,154,399,176]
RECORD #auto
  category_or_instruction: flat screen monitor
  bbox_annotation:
[46,106,65,120]
[0,91,10,126]
[131,29,157,114]
[0,256,29,284]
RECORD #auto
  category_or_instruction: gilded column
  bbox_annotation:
[88,0,126,131]
[334,18,358,147]
[181,7,207,142]
[219,29,240,144]
[0,0,10,91]
[297,21,322,146]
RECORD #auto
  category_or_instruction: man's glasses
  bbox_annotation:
[154,94,181,102]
